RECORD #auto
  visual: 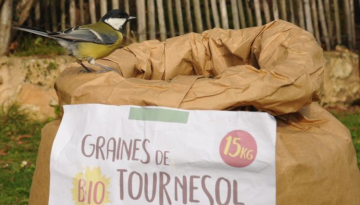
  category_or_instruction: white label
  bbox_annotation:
[49,104,276,205]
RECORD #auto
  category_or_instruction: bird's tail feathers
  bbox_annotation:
[13,26,58,40]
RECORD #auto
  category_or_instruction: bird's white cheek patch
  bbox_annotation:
[105,18,126,30]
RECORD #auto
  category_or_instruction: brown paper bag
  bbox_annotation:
[29,20,360,205]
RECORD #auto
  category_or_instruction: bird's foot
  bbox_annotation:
[77,60,95,73]
[78,68,94,74]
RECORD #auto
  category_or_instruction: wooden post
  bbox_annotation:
[262,0,271,23]
[51,0,58,31]
[147,0,156,39]
[334,0,341,45]
[0,0,13,55]
[245,0,253,27]
[254,0,262,26]
[344,0,353,49]
[318,0,330,50]
[175,0,185,34]
[89,0,97,24]
[237,0,246,28]
[298,0,305,29]
[204,0,212,29]
[16,0,37,26]
[289,0,295,23]
[112,0,119,9]
[79,0,85,25]
[156,0,167,41]
[100,0,108,17]
[324,0,333,47]
[193,0,204,32]
[70,0,76,27]
[185,0,194,32]
[219,0,229,29]
[231,0,240,29]
[136,0,147,41]
[280,0,287,20]
[303,0,314,34]
[167,0,176,36]
[125,0,131,41]
[311,0,321,43]
[44,0,50,30]
[210,0,220,28]
[35,1,41,28]
[350,0,356,49]
[272,0,279,20]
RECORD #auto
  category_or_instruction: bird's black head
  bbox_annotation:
[100,10,136,31]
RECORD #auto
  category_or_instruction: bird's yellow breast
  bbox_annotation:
[75,31,123,61]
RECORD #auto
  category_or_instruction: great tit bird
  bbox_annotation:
[13,10,136,73]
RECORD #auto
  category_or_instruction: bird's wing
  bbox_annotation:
[48,25,119,45]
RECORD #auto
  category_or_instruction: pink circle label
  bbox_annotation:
[219,130,257,168]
